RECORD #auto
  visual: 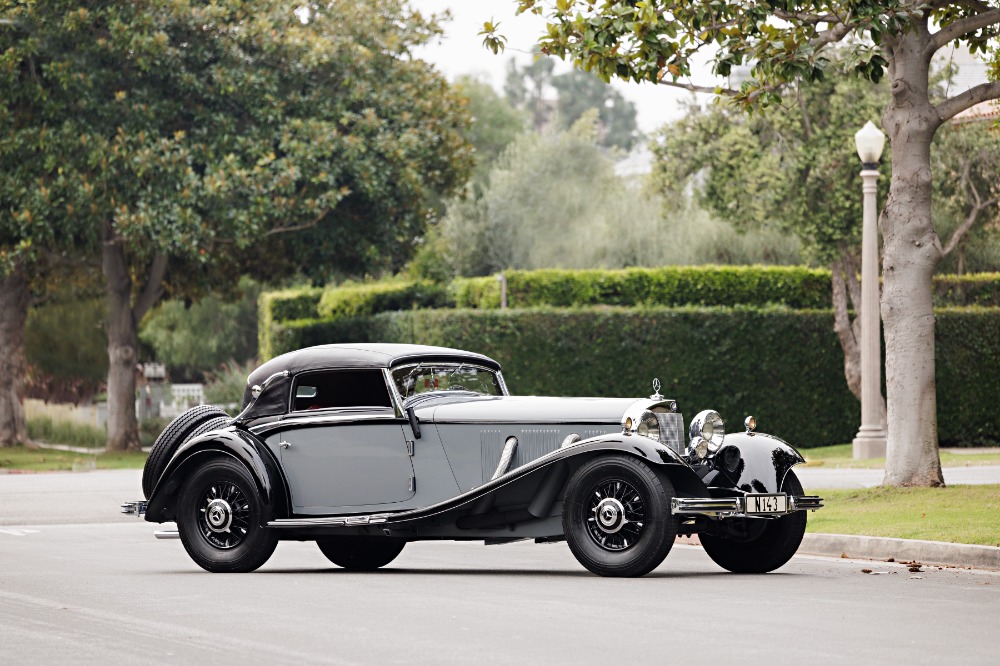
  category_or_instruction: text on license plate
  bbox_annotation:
[745,494,787,514]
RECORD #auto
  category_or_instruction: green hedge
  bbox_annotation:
[258,287,323,360]
[453,266,833,309]
[266,306,1000,448]
[317,280,451,319]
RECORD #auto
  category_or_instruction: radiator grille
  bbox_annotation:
[656,412,685,455]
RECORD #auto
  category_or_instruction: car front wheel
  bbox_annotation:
[316,537,406,571]
[562,454,676,577]
[699,470,808,573]
[177,457,277,573]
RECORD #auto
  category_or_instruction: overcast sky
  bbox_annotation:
[408,0,712,134]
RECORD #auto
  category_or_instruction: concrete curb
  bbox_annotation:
[799,533,1000,570]
[675,532,1000,570]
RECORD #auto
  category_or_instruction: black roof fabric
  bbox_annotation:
[246,344,501,388]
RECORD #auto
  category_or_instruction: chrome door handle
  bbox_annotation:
[279,441,291,449]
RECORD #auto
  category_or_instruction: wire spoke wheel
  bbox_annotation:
[177,458,277,573]
[563,454,676,577]
[585,478,646,551]
[197,481,252,550]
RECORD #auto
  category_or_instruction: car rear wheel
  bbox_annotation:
[562,454,676,577]
[142,405,229,498]
[699,470,808,574]
[177,457,277,573]
[316,538,406,571]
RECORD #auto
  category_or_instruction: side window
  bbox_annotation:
[293,370,392,411]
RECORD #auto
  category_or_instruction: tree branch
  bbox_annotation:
[808,18,853,49]
[941,200,995,256]
[656,79,739,97]
[773,10,837,24]
[264,208,330,236]
[935,80,1000,121]
[131,253,168,322]
[928,8,1000,53]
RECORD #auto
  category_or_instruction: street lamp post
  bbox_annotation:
[852,121,887,459]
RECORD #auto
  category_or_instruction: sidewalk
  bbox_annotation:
[796,465,1000,489]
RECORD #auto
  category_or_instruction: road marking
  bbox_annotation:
[0,529,40,536]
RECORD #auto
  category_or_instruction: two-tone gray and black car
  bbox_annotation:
[123,343,823,577]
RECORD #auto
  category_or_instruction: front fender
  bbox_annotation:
[707,432,806,494]
[144,427,289,523]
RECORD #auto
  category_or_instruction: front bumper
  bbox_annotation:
[671,495,823,517]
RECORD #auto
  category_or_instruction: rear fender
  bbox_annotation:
[144,428,290,523]
[705,432,806,494]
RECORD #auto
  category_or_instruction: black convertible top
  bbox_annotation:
[240,344,502,418]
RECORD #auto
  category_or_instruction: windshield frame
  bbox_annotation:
[387,362,509,405]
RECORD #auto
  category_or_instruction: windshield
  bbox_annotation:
[391,363,503,399]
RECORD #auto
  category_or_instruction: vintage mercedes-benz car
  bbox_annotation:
[123,343,822,577]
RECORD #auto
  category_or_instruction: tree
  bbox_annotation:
[434,110,800,277]
[2,0,471,450]
[495,0,1000,487]
[933,119,1000,275]
[139,277,261,382]
[505,55,640,150]
[504,54,556,132]
[454,76,526,188]
[551,69,640,150]
[651,72,891,423]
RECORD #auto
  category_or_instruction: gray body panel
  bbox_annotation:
[266,421,416,514]
[420,396,638,492]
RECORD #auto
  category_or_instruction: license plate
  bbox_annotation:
[745,494,787,514]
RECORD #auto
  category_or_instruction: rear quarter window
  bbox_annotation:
[292,370,392,411]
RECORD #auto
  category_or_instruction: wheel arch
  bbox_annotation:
[144,429,290,524]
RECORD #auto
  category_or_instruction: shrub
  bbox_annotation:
[265,306,1000,448]
[317,280,451,319]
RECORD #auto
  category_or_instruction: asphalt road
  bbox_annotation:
[1,471,998,664]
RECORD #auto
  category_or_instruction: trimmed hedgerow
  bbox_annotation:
[266,305,1000,448]
[257,287,323,360]
[317,280,451,319]
[452,266,833,309]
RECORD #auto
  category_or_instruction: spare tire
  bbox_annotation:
[142,405,230,498]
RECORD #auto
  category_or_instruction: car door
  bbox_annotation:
[269,369,416,514]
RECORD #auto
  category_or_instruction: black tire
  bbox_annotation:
[142,405,229,498]
[700,470,808,574]
[562,454,676,577]
[177,457,277,573]
[316,538,406,571]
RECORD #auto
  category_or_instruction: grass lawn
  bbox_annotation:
[803,443,1000,469]
[0,445,147,472]
[806,484,1000,547]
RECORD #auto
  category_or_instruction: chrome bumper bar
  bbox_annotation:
[671,495,824,517]
[121,500,147,516]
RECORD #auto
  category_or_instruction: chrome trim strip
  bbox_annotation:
[154,530,179,539]
[491,436,518,480]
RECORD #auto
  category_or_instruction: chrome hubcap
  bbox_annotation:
[197,482,251,550]
[595,498,626,533]
[586,478,646,552]
[205,499,233,533]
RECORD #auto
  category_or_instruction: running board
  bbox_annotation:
[267,514,394,529]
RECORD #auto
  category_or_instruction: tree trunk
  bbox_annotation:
[103,226,141,452]
[0,268,30,447]
[879,25,945,487]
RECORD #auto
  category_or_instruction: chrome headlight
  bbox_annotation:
[689,410,725,453]
[635,411,660,442]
